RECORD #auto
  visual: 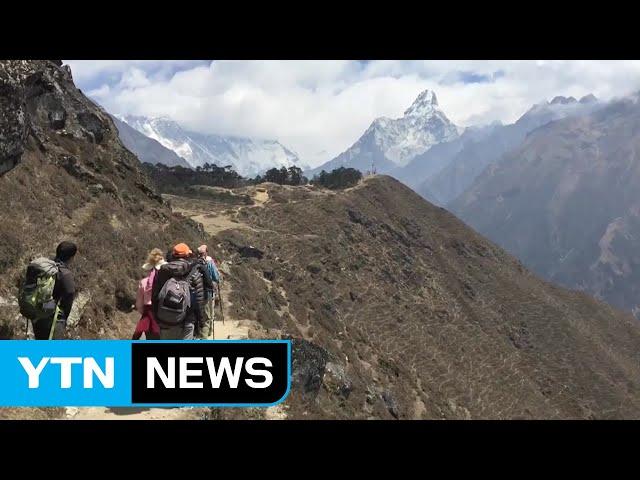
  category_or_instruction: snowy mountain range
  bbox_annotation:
[114,114,305,177]
[307,89,460,176]
[111,115,191,168]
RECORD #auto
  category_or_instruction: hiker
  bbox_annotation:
[197,244,222,339]
[190,248,215,339]
[151,243,213,340]
[132,248,166,340]
[19,241,77,340]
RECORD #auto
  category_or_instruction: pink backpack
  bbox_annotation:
[140,268,157,306]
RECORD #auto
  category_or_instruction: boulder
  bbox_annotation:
[77,112,107,144]
[323,362,353,399]
[287,337,329,397]
[48,109,67,130]
[238,245,264,259]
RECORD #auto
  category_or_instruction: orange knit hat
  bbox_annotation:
[172,243,192,258]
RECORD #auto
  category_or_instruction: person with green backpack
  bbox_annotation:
[19,241,77,340]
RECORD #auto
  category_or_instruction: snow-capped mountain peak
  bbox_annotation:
[116,114,305,176]
[516,93,601,128]
[366,89,459,166]
[404,89,439,116]
[307,89,459,175]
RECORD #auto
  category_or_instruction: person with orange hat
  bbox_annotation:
[151,242,213,340]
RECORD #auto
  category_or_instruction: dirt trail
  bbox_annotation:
[253,188,269,205]
[68,291,250,421]
[67,406,207,420]
[68,190,259,421]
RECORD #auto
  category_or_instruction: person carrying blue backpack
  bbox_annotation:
[196,244,221,339]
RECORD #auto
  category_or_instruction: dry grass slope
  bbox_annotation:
[181,176,640,419]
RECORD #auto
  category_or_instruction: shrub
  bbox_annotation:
[311,167,362,190]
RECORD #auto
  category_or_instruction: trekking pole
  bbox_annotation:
[209,291,214,341]
[217,285,225,325]
[48,305,60,340]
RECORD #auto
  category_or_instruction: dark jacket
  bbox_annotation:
[152,257,213,326]
[188,265,206,325]
[189,258,214,327]
[53,260,75,320]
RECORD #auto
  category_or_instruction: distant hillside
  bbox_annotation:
[452,93,640,320]
[141,162,246,196]
[411,95,601,205]
[196,176,640,419]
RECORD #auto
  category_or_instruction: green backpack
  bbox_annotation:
[19,257,60,322]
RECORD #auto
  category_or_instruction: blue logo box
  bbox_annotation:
[0,340,291,407]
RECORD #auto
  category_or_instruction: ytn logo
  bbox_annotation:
[18,357,114,389]
[0,340,290,407]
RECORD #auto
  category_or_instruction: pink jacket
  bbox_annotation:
[135,268,157,313]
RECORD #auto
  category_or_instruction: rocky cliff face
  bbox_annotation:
[0,60,207,339]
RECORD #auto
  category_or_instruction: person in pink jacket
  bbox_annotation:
[132,248,166,340]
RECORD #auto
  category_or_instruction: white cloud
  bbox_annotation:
[87,84,110,100]
[64,60,640,167]
[65,60,207,86]
[118,68,152,89]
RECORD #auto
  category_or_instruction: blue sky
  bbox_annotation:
[65,60,640,167]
